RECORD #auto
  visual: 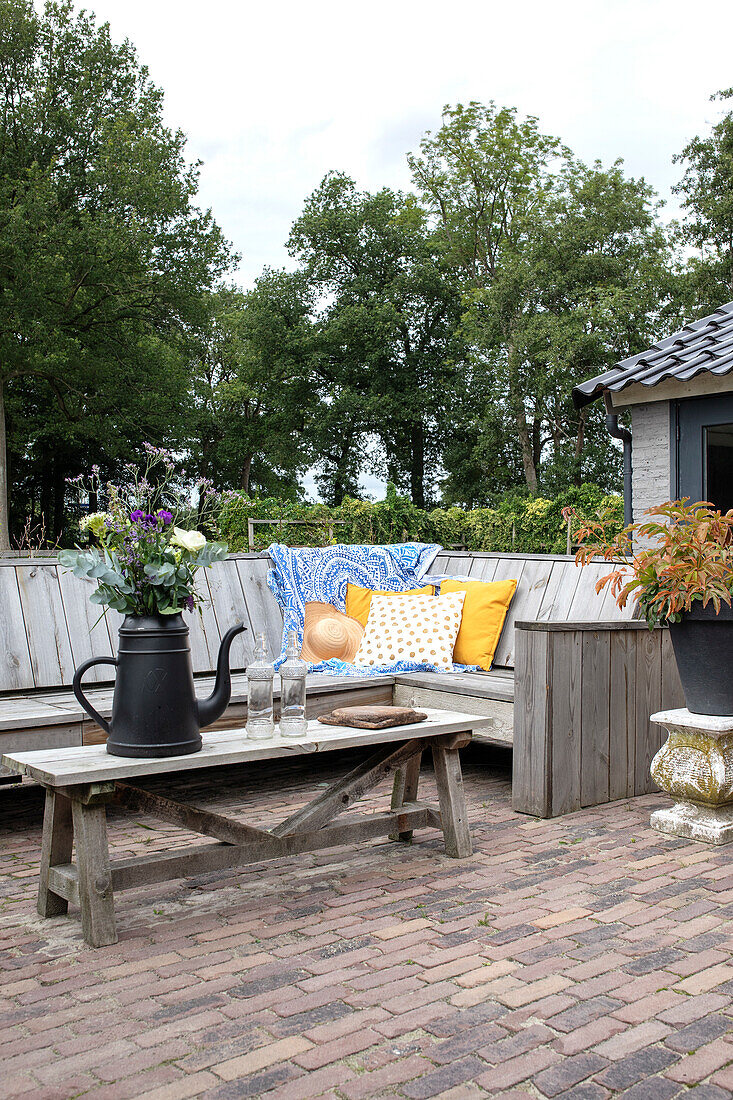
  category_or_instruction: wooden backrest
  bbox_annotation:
[430,551,634,669]
[0,550,631,692]
[0,554,283,693]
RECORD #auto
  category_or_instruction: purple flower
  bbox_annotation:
[157,509,173,526]
[185,594,195,612]
[130,509,145,522]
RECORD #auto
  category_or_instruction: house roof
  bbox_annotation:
[572,301,733,408]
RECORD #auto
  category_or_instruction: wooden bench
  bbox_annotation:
[2,710,482,946]
[0,551,684,816]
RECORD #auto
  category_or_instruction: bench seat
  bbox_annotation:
[0,552,684,816]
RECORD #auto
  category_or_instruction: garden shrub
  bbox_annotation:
[217,483,624,555]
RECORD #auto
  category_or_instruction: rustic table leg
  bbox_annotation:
[390,751,422,842]
[71,800,117,947]
[432,742,472,858]
[38,788,73,917]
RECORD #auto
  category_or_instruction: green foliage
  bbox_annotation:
[674,88,733,313]
[186,274,316,498]
[0,0,233,546]
[217,482,623,555]
[571,500,733,629]
[288,173,466,508]
[409,102,675,502]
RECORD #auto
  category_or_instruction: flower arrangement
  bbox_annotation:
[565,499,733,629]
[60,448,227,616]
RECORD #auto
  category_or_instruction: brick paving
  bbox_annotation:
[1,746,732,1098]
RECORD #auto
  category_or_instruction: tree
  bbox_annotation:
[187,273,316,499]
[0,0,232,545]
[674,88,733,314]
[288,173,466,508]
[410,102,674,500]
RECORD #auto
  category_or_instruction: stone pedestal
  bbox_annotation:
[650,708,733,845]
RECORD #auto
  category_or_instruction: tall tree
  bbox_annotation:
[187,273,316,498]
[288,173,465,508]
[674,88,733,314]
[0,0,231,545]
[410,102,673,500]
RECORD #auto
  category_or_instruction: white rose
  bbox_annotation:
[171,527,206,552]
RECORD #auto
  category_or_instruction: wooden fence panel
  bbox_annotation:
[512,628,550,817]
[0,567,34,691]
[16,564,75,688]
[580,630,611,807]
[535,560,581,623]
[58,569,115,682]
[609,631,636,801]
[235,557,283,663]
[549,631,583,816]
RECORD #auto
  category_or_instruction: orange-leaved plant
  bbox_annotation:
[563,499,733,630]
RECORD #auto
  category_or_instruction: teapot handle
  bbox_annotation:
[72,656,118,735]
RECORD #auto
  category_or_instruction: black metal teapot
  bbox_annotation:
[73,614,247,758]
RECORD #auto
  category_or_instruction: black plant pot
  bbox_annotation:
[668,601,733,716]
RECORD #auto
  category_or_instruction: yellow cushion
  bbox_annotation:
[345,582,435,628]
[440,578,517,671]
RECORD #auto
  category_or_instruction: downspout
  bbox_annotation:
[604,393,632,526]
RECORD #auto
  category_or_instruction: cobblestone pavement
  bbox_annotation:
[1,746,732,1099]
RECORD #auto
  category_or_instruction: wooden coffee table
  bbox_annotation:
[2,710,488,947]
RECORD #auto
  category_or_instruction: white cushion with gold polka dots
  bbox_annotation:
[353,591,467,672]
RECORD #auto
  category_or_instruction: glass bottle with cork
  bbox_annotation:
[278,630,308,737]
[245,633,275,740]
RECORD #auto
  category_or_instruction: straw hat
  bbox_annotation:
[300,602,364,663]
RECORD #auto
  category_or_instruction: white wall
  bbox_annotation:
[631,402,671,520]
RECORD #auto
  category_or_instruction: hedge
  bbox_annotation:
[216,483,624,555]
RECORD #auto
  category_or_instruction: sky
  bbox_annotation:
[81,0,733,289]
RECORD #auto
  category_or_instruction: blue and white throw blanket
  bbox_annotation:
[267,541,444,674]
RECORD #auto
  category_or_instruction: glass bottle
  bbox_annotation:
[278,630,308,738]
[246,633,275,740]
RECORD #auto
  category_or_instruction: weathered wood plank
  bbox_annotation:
[468,557,499,581]
[634,629,663,795]
[3,711,489,786]
[512,628,550,816]
[16,564,75,688]
[393,684,513,746]
[549,631,583,816]
[580,630,611,807]
[609,630,636,801]
[49,806,436,898]
[187,571,222,674]
[71,800,117,946]
[390,752,422,841]
[0,569,36,691]
[113,782,274,846]
[494,558,552,668]
[235,557,284,661]
[431,743,472,857]
[207,558,253,665]
[394,671,513,702]
[58,569,115,681]
[37,790,73,917]
[566,562,610,622]
[535,560,581,623]
[271,738,425,837]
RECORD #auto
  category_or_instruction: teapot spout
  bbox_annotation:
[197,622,247,728]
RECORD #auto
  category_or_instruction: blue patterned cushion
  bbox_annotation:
[266,542,445,674]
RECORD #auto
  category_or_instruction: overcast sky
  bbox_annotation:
[82,0,733,289]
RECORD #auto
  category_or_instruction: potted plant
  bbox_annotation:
[60,449,246,757]
[565,499,733,716]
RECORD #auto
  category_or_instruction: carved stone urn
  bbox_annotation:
[650,708,733,845]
